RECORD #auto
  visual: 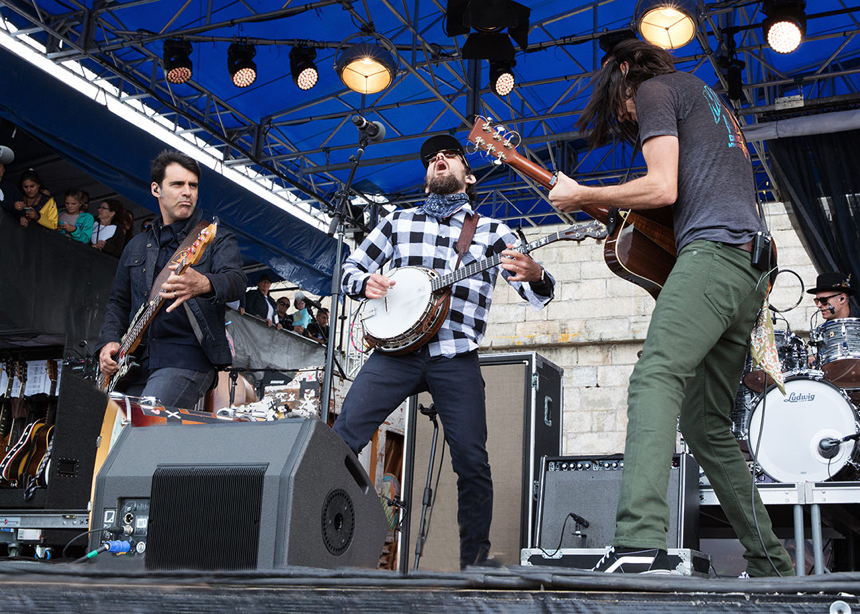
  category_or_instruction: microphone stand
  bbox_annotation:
[320,131,373,426]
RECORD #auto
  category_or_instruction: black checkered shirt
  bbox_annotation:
[342,204,555,358]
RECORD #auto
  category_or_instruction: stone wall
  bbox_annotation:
[479,203,819,456]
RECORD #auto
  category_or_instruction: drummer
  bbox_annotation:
[808,271,857,367]
[809,271,856,321]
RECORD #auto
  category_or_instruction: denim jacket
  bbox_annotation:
[96,209,247,368]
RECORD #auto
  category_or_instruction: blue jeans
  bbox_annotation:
[126,367,216,409]
[333,347,492,569]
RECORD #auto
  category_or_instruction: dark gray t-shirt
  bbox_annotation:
[636,71,761,251]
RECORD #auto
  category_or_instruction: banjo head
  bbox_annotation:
[362,267,438,341]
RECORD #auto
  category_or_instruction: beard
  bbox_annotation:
[427,172,464,195]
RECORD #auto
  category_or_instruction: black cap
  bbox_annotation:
[258,273,271,283]
[807,271,855,296]
[420,135,466,168]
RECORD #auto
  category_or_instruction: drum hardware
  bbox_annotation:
[742,327,808,394]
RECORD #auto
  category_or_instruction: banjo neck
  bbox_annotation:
[429,220,606,293]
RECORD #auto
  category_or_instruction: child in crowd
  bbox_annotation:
[57,189,94,244]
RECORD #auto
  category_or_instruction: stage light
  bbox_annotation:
[762,0,806,54]
[163,39,193,85]
[489,61,515,96]
[446,0,530,61]
[635,0,697,50]
[598,29,638,55]
[228,42,257,88]
[290,47,318,90]
[335,42,397,95]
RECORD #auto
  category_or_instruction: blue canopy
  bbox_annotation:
[0,46,339,296]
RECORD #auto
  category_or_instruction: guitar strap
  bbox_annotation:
[146,219,210,303]
[453,212,479,271]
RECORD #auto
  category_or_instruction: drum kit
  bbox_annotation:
[734,317,860,483]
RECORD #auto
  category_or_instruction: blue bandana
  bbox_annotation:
[421,192,470,219]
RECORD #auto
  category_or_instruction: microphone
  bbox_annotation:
[819,432,860,458]
[569,512,590,528]
[829,305,836,314]
[352,115,386,143]
[0,146,14,165]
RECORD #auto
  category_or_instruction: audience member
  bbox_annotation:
[274,297,292,330]
[0,160,11,212]
[14,169,57,229]
[57,189,94,244]
[92,199,126,257]
[306,308,329,343]
[291,292,312,335]
[122,209,135,245]
[244,274,277,325]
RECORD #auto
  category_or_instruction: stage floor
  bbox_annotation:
[0,561,858,613]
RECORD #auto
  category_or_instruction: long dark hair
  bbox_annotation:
[577,39,677,148]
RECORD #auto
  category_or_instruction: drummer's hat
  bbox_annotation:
[807,271,856,296]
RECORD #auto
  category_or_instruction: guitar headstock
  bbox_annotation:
[467,116,525,166]
[171,222,218,271]
[16,360,27,396]
[558,220,608,242]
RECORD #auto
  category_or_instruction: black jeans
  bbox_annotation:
[333,347,493,569]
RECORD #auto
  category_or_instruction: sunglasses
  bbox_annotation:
[814,294,842,306]
[423,149,462,164]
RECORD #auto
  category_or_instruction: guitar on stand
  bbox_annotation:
[0,361,28,486]
[23,359,58,500]
[467,116,678,300]
[96,222,217,393]
[0,359,15,451]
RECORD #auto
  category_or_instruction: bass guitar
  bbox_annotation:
[96,223,217,392]
[467,116,677,300]
[362,220,607,354]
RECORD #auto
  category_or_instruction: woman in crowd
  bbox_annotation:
[57,188,94,244]
[14,169,57,230]
[91,198,126,257]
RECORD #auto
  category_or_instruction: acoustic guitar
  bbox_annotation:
[96,223,217,393]
[467,116,677,300]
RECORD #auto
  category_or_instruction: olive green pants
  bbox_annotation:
[614,240,794,577]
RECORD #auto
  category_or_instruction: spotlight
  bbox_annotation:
[228,42,257,88]
[762,0,806,54]
[635,0,697,50]
[489,61,515,96]
[446,0,531,61]
[335,42,397,94]
[163,39,192,85]
[290,46,318,90]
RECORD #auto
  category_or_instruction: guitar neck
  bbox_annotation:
[431,227,577,292]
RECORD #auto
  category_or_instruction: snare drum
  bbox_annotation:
[747,375,860,482]
[814,318,860,388]
[742,330,808,393]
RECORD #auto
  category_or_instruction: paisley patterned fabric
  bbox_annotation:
[749,299,786,395]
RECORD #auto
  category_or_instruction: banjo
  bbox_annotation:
[361,220,607,354]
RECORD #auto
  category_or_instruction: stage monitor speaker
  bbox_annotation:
[45,369,111,510]
[89,418,387,570]
[401,352,563,571]
[535,454,700,551]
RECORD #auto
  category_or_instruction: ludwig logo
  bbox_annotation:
[786,392,815,402]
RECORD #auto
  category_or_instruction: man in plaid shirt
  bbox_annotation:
[333,134,555,569]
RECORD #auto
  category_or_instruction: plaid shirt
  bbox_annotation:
[342,204,555,358]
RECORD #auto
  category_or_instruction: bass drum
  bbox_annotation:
[747,375,860,483]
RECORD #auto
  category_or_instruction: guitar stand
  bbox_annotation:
[413,402,444,571]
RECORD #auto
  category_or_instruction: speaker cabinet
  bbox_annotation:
[89,418,388,570]
[400,352,563,571]
[535,454,700,551]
